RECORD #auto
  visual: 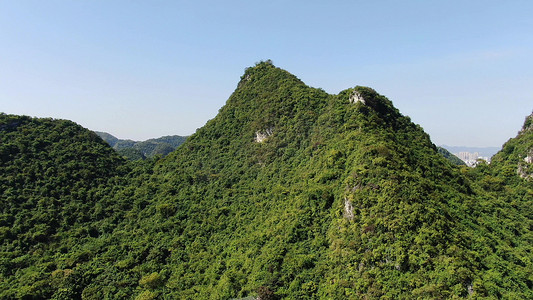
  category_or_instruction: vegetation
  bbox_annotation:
[1,62,531,299]
[0,114,131,298]
[95,131,187,160]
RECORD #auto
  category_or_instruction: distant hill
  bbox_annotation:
[95,131,187,160]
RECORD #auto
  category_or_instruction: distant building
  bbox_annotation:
[455,151,490,167]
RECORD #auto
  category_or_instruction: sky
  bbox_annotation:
[1,1,532,147]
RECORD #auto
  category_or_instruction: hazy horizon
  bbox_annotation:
[1,1,532,147]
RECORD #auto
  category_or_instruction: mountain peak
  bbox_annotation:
[237,60,304,90]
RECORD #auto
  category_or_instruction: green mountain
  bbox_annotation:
[1,62,531,299]
[95,131,187,160]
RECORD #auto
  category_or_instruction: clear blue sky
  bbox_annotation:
[1,1,532,147]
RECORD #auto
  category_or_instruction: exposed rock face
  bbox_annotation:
[255,128,273,143]
[518,148,533,179]
[349,90,365,104]
[467,282,474,296]
[525,152,532,164]
[343,197,354,220]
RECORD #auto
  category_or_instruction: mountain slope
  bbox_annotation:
[0,113,132,298]
[489,112,533,181]
[465,112,533,298]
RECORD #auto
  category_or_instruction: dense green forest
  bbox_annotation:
[95,131,187,160]
[1,62,531,299]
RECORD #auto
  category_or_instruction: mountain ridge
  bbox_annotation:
[95,131,187,160]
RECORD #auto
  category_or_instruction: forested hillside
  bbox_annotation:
[1,62,531,299]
